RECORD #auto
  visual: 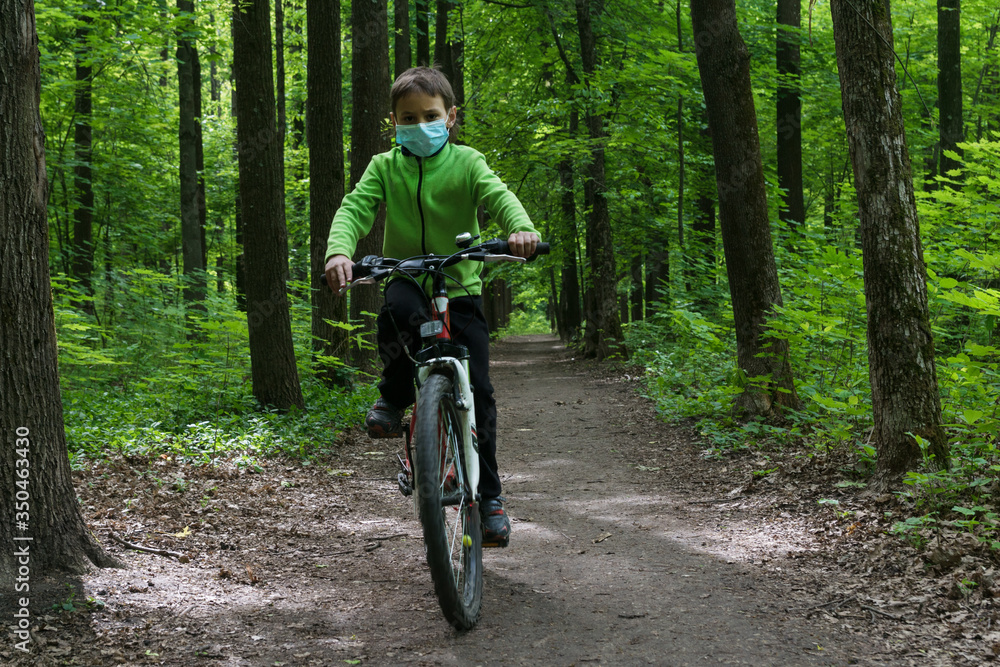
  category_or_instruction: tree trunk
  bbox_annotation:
[691,0,798,416]
[308,0,350,385]
[434,0,451,75]
[557,147,581,340]
[159,0,170,87]
[691,185,716,311]
[232,0,305,410]
[1,0,119,590]
[194,32,207,274]
[72,13,94,309]
[674,0,685,291]
[554,47,581,341]
[394,0,411,77]
[676,96,685,289]
[776,0,804,242]
[230,38,247,311]
[210,21,225,293]
[830,0,949,487]
[690,108,716,314]
[416,0,430,66]
[178,0,206,309]
[576,0,626,361]
[349,0,390,372]
[938,0,963,182]
[644,245,668,312]
[433,0,463,122]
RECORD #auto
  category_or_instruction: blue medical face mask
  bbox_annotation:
[395,119,450,157]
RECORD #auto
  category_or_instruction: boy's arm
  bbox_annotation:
[325,159,387,262]
[470,155,539,238]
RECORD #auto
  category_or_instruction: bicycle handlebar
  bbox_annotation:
[322,239,550,290]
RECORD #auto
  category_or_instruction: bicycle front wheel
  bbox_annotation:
[414,372,483,630]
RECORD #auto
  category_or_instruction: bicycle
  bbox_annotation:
[332,234,549,630]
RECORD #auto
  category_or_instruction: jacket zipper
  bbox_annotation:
[416,156,426,255]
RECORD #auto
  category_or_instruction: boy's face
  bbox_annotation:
[391,92,457,128]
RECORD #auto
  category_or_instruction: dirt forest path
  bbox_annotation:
[15,335,903,666]
[402,335,877,666]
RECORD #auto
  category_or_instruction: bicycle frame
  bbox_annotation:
[410,269,480,503]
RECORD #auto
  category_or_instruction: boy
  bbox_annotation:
[324,66,540,546]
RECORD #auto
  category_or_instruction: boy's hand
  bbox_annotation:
[325,254,354,293]
[507,231,540,258]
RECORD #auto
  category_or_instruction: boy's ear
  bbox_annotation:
[390,112,397,128]
[446,106,457,128]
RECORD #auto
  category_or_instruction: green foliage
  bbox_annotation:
[56,269,375,467]
[30,0,1000,555]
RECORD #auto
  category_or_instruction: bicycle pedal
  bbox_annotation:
[396,454,412,496]
[397,471,412,496]
[481,538,509,549]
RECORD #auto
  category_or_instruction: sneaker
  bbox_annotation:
[480,496,510,547]
[365,398,404,438]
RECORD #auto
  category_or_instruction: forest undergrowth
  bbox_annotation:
[625,174,1000,560]
[55,272,376,473]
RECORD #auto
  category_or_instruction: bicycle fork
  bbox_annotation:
[400,357,479,507]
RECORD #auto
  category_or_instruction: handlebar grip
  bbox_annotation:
[533,242,550,256]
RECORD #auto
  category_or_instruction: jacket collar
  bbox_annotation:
[400,142,450,162]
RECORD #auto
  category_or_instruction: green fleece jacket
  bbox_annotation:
[325,142,538,297]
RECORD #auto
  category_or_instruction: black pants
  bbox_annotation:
[376,279,502,499]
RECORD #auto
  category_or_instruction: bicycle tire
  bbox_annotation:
[414,372,484,630]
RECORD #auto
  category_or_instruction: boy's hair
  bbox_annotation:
[390,67,455,114]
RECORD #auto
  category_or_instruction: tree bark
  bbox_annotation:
[72,12,94,308]
[691,108,716,314]
[229,32,247,311]
[556,142,581,340]
[644,251,669,317]
[938,0,963,182]
[433,0,463,122]
[830,0,949,487]
[308,0,350,385]
[552,32,581,341]
[232,0,305,410]
[209,18,225,293]
[691,0,798,416]
[416,0,430,66]
[776,0,804,241]
[1,0,119,588]
[178,0,206,309]
[576,0,626,361]
[193,32,207,273]
[434,0,451,74]
[394,0,411,77]
[349,0,391,372]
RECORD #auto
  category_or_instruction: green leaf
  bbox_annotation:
[962,409,985,425]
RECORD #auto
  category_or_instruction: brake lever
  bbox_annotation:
[339,277,378,295]
[462,253,527,263]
